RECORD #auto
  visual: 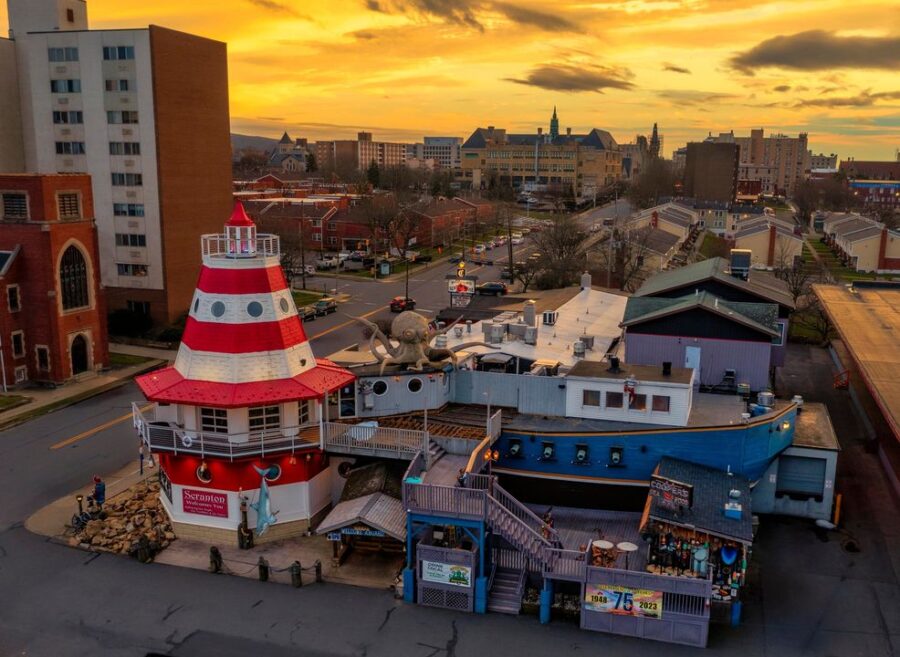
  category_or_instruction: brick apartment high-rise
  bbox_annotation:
[0,0,233,326]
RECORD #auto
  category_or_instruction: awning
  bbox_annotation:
[316,492,406,542]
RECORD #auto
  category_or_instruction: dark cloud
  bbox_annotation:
[246,0,304,15]
[731,30,900,74]
[662,62,691,74]
[794,90,900,108]
[773,85,791,92]
[363,0,580,32]
[505,64,634,93]
[492,2,581,33]
[656,90,738,105]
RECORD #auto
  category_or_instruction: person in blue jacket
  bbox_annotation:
[92,475,106,509]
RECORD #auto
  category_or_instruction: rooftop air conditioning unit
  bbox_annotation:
[573,341,586,357]
[542,310,558,326]
[120,96,130,105]
[126,191,137,199]
[58,98,69,105]
[124,159,134,167]
[122,129,133,136]
[60,128,71,136]
[524,326,537,345]
[581,335,595,350]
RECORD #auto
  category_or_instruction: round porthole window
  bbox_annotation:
[264,464,281,482]
[408,378,423,393]
[279,298,290,313]
[211,301,226,318]
[373,380,388,396]
[196,462,212,483]
[247,301,263,318]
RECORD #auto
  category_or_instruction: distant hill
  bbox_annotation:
[231,133,278,154]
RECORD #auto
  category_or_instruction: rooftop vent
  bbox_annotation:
[608,356,621,373]
[662,361,672,376]
[542,310,558,326]
[573,341,586,357]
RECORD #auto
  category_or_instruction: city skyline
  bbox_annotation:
[2,0,899,159]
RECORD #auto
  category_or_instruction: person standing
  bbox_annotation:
[92,475,106,510]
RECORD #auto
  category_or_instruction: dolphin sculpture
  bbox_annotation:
[251,465,278,536]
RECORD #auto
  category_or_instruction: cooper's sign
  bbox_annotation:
[649,474,693,510]
[182,488,229,518]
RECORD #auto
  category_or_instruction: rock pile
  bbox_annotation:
[68,477,176,557]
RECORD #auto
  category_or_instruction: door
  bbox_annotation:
[684,346,701,386]
[70,334,89,375]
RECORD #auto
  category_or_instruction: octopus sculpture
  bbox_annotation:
[356,311,494,375]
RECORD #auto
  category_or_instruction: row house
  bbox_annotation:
[822,212,900,273]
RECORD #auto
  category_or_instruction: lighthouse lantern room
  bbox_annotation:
[133,202,355,544]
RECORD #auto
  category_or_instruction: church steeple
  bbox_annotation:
[649,123,660,158]
[549,106,560,142]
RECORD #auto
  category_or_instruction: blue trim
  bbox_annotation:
[475,577,488,614]
[540,579,554,624]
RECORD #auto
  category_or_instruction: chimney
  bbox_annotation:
[608,356,621,373]
[523,300,536,327]
[537,127,543,135]
[662,361,672,376]
[566,127,572,136]
[580,271,592,290]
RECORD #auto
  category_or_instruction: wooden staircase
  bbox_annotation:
[487,567,526,615]
[428,442,446,463]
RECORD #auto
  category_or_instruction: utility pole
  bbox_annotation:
[505,204,514,280]
[298,216,307,290]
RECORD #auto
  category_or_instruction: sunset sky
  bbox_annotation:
[4,0,899,159]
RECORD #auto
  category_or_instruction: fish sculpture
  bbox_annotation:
[251,465,278,536]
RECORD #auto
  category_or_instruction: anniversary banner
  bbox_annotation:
[584,584,663,619]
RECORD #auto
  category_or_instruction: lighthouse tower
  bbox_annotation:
[133,202,355,543]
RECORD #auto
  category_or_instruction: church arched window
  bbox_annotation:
[60,245,90,310]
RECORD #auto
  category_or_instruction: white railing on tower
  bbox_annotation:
[200,233,280,259]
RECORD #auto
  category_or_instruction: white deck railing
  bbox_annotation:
[321,421,429,460]
[132,403,317,460]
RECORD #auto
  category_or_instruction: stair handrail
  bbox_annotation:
[491,482,562,547]
[484,494,552,568]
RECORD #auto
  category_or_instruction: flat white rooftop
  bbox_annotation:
[445,288,628,368]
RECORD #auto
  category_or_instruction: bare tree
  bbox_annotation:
[792,295,835,345]
[531,215,587,289]
[513,257,542,292]
[626,158,675,210]
[589,223,655,291]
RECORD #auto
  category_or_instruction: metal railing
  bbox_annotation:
[322,421,428,460]
[201,233,280,259]
[487,409,502,440]
[133,403,318,460]
[542,547,587,581]
[492,482,562,547]
[405,483,487,520]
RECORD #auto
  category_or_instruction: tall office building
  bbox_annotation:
[0,0,233,325]
[423,137,462,170]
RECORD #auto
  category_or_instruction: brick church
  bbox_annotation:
[0,174,108,387]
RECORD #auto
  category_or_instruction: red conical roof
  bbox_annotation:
[227,201,255,227]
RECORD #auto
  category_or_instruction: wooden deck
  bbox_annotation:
[528,505,647,572]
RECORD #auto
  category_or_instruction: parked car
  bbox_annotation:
[473,244,486,255]
[511,236,524,245]
[476,281,508,296]
[449,252,464,264]
[499,267,514,281]
[315,256,339,269]
[313,298,337,316]
[390,296,416,312]
[414,254,433,263]
[338,251,352,262]
[299,305,317,322]
[528,252,542,261]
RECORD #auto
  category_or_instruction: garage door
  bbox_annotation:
[776,455,826,501]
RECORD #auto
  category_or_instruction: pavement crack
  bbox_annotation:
[416,622,457,657]
[251,599,263,608]
[161,603,183,622]
[377,605,397,632]
[82,552,101,565]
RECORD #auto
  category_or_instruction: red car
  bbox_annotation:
[390,296,416,312]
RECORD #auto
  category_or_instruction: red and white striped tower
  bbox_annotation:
[134,202,355,542]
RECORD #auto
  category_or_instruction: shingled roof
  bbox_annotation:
[633,257,795,310]
[622,291,780,337]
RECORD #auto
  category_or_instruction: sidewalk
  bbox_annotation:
[109,342,177,361]
[26,458,402,591]
[26,458,156,539]
[0,357,164,430]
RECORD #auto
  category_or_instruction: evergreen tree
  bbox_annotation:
[366,159,381,188]
[305,152,317,172]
